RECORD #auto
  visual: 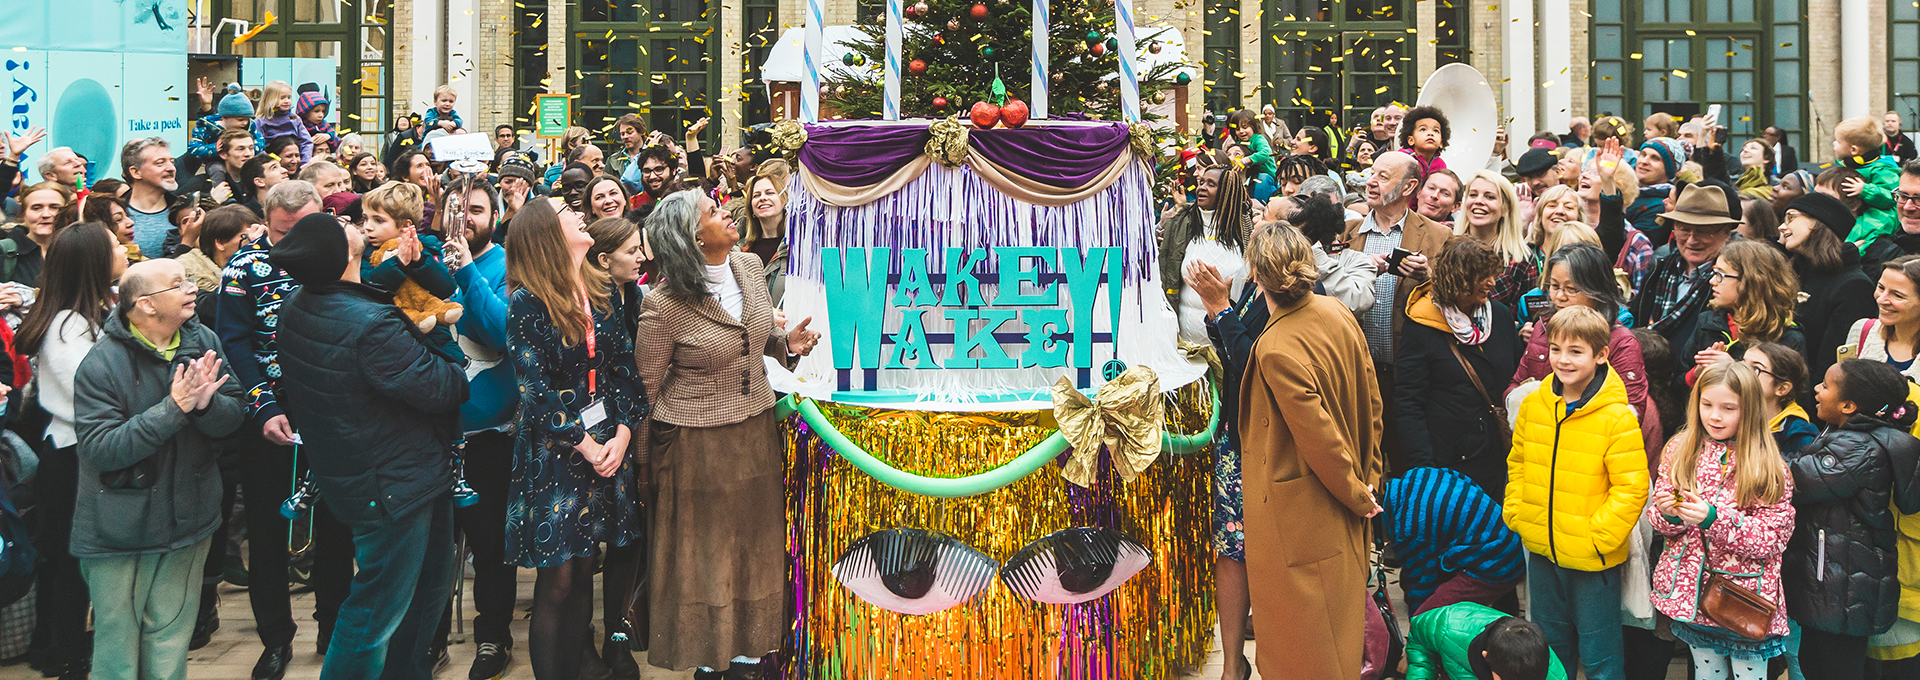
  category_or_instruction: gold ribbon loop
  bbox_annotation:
[1051,366,1165,487]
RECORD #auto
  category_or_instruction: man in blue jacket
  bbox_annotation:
[272,212,468,680]
[441,175,521,679]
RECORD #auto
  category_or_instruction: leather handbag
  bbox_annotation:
[1698,539,1777,640]
[1449,343,1512,450]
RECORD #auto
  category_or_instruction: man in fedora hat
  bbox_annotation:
[1631,183,1739,353]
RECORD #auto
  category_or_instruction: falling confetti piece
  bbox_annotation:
[1541,80,1555,87]
[1630,52,1643,59]
[1671,70,1687,78]
[1375,85,1390,94]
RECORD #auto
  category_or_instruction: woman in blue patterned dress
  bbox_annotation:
[504,197,647,680]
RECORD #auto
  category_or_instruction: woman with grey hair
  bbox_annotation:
[635,190,818,678]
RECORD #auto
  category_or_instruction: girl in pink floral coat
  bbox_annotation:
[1649,360,1796,679]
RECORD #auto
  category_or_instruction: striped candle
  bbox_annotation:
[1114,0,1140,122]
[802,0,824,122]
[885,0,903,119]
[1031,0,1049,119]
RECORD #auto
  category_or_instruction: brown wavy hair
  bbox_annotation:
[1715,240,1800,344]
[1245,222,1318,306]
[1430,235,1504,310]
[504,198,607,347]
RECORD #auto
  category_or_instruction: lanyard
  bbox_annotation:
[580,292,597,396]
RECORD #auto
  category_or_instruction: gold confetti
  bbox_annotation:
[1541,80,1555,87]
[1671,70,1687,78]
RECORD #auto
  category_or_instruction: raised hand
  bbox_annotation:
[397,227,423,265]
[788,316,820,356]
[4,127,46,161]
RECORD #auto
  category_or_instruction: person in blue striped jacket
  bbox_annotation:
[1382,466,1529,615]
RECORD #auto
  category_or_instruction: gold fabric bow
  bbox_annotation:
[926,116,971,168]
[770,120,807,159]
[1052,366,1165,487]
[1127,122,1158,162]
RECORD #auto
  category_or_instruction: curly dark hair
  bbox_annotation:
[1398,105,1453,152]
[1429,235,1502,309]
[1835,359,1920,429]
[1290,195,1346,247]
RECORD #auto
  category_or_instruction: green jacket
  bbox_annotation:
[1241,132,1278,178]
[1406,602,1569,680]
[1849,154,1902,244]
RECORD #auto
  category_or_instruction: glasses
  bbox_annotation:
[136,279,196,300]
[1895,190,1920,206]
[1708,269,1741,284]
[1748,363,1780,380]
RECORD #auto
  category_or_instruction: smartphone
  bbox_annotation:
[1385,247,1414,274]
[1705,104,1722,127]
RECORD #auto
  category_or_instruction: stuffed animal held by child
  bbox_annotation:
[367,238,463,333]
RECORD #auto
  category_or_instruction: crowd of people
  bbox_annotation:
[0,77,811,680]
[1173,103,1920,680]
[8,68,1920,680]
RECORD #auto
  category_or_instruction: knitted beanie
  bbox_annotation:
[296,91,328,119]
[217,88,254,118]
[1640,137,1685,180]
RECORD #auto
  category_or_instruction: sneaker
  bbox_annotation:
[429,643,450,675]
[468,642,511,680]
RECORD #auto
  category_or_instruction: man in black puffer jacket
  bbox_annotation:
[270,213,468,679]
[1785,404,1920,672]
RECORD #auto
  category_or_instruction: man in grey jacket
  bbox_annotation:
[73,258,245,680]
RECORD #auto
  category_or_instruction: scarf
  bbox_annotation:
[1441,300,1494,345]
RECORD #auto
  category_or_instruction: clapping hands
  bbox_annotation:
[169,350,230,414]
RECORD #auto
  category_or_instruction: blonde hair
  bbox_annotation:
[1529,185,1587,248]
[1546,304,1611,352]
[1670,360,1788,507]
[1245,222,1319,306]
[361,181,426,227]
[1716,241,1800,344]
[1453,170,1531,266]
[1536,221,1600,288]
[433,84,458,102]
[257,80,292,119]
[1837,115,1885,153]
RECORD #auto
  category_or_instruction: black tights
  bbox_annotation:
[530,557,597,680]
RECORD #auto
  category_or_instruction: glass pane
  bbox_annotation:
[290,0,341,23]
[1596,0,1620,22]
[1347,0,1399,22]
[1731,0,1755,22]
[1667,0,1691,22]
[228,0,271,24]
[1733,71,1754,100]
[1775,61,1800,94]
[1708,1,1727,23]
[1728,103,1755,135]
[1597,61,1624,95]
[1643,72,1668,101]
[358,98,386,136]
[236,41,278,58]
[1899,62,1920,97]
[1900,0,1920,21]
[1646,0,1666,23]
[1708,72,1728,101]
[1731,41,1753,69]
[1707,39,1729,69]
[359,64,386,97]
[1775,0,1801,22]
[1596,26,1622,59]
[1272,0,1333,22]
[1775,25,1799,58]
[361,26,387,60]
[1644,39,1668,69]
[1774,96,1801,130]
[648,37,711,133]
[1899,25,1920,59]
[1900,97,1920,126]
[581,0,644,23]
[1597,97,1625,118]
[651,0,709,24]
[290,41,338,59]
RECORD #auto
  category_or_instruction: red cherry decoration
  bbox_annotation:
[970,101,1002,129]
[1000,98,1029,128]
[932,96,949,109]
[909,59,927,76]
[1089,42,1106,57]
[970,3,989,20]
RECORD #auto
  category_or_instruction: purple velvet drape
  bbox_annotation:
[798,121,1131,189]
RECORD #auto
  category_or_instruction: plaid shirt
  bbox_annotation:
[1633,253,1715,336]
[1618,226,1656,293]
[1491,257,1539,310]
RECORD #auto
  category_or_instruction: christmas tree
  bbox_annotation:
[822,0,1188,121]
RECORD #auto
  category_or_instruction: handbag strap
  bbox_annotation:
[1449,342,1500,414]
[1861,318,1879,354]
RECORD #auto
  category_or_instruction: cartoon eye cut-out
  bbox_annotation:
[832,528,999,616]
[1000,527,1151,605]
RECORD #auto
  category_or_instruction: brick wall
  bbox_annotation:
[474,0,517,132]
[1569,0,1588,120]
[395,0,415,113]
[1810,0,1840,163]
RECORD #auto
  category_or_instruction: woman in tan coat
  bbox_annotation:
[636,190,819,678]
[1237,222,1385,680]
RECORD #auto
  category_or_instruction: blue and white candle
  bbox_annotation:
[1031,0,1049,119]
[885,0,903,119]
[1114,0,1140,122]
[802,0,824,122]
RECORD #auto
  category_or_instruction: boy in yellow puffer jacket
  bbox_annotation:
[1504,307,1650,680]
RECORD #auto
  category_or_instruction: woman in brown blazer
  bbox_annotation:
[1237,222,1385,680]
[635,190,818,678]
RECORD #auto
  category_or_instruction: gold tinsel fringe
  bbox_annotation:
[785,382,1218,679]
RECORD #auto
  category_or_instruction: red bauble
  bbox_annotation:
[970,3,989,19]
[970,101,1002,129]
[909,59,927,76]
[1089,42,1106,57]
[933,33,946,45]
[1000,98,1029,128]
[932,96,949,109]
